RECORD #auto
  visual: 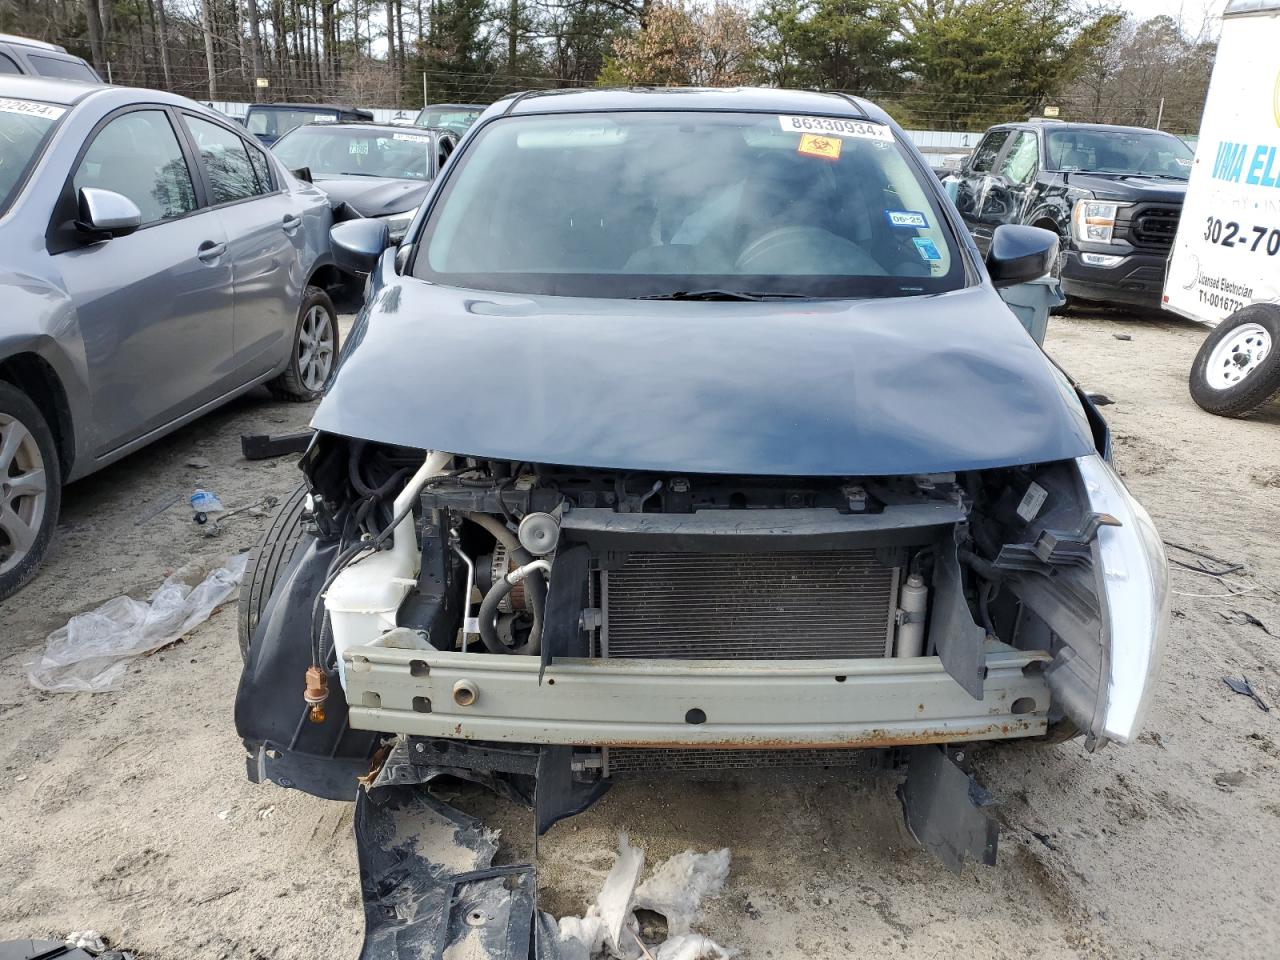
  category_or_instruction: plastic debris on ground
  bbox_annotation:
[26,553,249,693]
[189,489,224,513]
[1224,676,1271,712]
[65,933,105,953]
[557,836,734,960]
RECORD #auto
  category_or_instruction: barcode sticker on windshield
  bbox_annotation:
[393,133,430,143]
[0,98,66,121]
[778,115,894,143]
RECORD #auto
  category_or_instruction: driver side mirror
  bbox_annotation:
[986,224,1058,287]
[76,187,141,240]
[330,218,391,275]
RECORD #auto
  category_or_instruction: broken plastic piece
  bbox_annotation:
[898,745,999,873]
[597,834,646,955]
[1224,676,1270,712]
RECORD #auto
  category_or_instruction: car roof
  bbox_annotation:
[0,32,68,53]
[248,102,370,113]
[497,86,887,123]
[421,103,485,110]
[1000,120,1178,136]
[0,74,102,105]
[293,120,445,135]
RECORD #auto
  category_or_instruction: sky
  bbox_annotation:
[1115,0,1222,33]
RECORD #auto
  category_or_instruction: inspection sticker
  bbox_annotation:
[778,115,895,142]
[1017,481,1049,522]
[797,133,842,160]
[913,237,942,261]
[887,210,929,228]
[0,98,66,121]
[393,132,430,143]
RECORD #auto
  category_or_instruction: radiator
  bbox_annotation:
[595,549,899,660]
[604,747,880,777]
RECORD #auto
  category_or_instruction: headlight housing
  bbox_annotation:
[1076,453,1169,744]
[1071,199,1127,244]
[383,208,417,242]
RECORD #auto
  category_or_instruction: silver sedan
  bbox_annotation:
[0,76,343,599]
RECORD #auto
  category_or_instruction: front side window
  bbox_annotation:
[998,132,1039,184]
[1046,129,1193,178]
[416,107,481,134]
[73,109,196,224]
[415,112,962,300]
[246,107,338,139]
[0,97,66,215]
[969,130,1011,174]
[183,115,269,203]
[0,54,21,75]
[273,126,434,180]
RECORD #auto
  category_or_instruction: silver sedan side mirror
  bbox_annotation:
[76,187,142,239]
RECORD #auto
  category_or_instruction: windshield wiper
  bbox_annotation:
[634,289,810,301]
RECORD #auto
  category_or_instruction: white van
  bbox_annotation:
[1162,0,1280,416]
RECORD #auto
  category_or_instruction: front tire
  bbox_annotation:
[268,285,339,402]
[0,383,61,602]
[1189,304,1280,418]
[238,483,311,661]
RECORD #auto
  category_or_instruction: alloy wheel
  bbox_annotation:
[0,413,49,576]
[297,304,336,393]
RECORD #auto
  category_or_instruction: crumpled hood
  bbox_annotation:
[313,279,1096,476]
[313,176,431,217]
[1065,172,1187,204]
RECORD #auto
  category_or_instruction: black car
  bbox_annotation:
[271,121,458,242]
[951,120,1192,309]
[414,102,485,134]
[244,102,374,146]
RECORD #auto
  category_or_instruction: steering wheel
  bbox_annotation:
[735,225,883,275]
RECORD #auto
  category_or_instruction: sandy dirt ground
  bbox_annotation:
[2,304,1279,960]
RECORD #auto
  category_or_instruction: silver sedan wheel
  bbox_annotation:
[1205,322,1272,390]
[297,304,336,393]
[0,413,48,576]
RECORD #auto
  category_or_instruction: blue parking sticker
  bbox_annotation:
[913,237,942,261]
[887,210,929,228]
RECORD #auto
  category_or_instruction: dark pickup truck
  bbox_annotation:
[949,121,1193,309]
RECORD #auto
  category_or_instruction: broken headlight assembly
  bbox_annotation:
[1076,453,1169,744]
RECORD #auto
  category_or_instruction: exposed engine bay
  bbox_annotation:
[234,428,1164,872]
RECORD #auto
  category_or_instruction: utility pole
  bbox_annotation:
[1155,97,1165,131]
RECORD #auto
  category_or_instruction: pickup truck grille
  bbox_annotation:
[594,549,898,660]
[1120,204,1181,249]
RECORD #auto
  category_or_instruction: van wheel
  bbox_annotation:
[238,483,311,660]
[0,382,61,602]
[268,285,339,401]
[1189,304,1280,418]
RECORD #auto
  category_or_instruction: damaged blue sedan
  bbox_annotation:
[235,88,1169,907]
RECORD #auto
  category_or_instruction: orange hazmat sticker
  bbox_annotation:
[798,133,842,160]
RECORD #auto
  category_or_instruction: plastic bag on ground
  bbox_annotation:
[27,552,249,693]
[634,848,731,936]
[653,934,735,960]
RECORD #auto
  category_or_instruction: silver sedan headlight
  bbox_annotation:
[1076,453,1170,744]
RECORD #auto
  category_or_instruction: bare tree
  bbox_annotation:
[199,0,217,99]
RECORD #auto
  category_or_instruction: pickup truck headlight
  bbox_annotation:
[1076,453,1169,744]
[1072,200,1127,244]
[383,208,417,242]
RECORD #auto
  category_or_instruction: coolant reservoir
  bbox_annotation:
[326,551,420,688]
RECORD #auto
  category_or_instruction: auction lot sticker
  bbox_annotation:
[778,115,895,143]
[0,98,66,120]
